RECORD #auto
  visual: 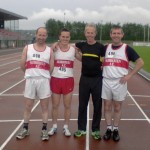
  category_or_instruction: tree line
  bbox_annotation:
[45,19,149,43]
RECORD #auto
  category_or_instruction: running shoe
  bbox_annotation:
[63,127,71,136]
[41,130,49,141]
[16,128,30,139]
[91,130,101,140]
[48,127,57,136]
[74,130,86,137]
[103,129,112,140]
[112,129,120,141]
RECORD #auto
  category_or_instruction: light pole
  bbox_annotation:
[148,25,149,43]
[143,25,146,42]
[100,20,103,43]
[64,12,66,27]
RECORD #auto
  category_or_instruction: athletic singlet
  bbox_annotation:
[51,46,75,78]
[103,43,129,78]
[25,44,51,79]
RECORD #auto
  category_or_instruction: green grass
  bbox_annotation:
[133,46,150,73]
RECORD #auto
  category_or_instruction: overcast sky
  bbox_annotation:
[1,0,150,30]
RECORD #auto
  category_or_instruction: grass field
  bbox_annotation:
[133,46,150,73]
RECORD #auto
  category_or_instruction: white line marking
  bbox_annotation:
[0,100,40,150]
[128,91,150,124]
[86,103,90,150]
[0,51,21,58]
[0,60,20,67]
[0,67,20,77]
[0,94,23,96]
[130,95,150,98]
[1,93,78,96]
[0,118,148,123]
[130,65,150,82]
[0,55,21,62]
[0,79,25,95]
[2,93,149,98]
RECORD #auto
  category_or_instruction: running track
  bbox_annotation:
[0,48,150,150]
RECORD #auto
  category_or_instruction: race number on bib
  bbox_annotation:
[58,66,67,74]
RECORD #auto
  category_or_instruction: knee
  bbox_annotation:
[104,104,111,112]
[64,104,71,110]
[114,106,121,113]
[52,104,59,109]
[25,104,33,111]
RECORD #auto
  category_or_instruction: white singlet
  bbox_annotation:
[103,43,129,78]
[25,44,51,79]
[51,46,75,78]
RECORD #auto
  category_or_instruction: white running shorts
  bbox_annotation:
[102,77,127,101]
[24,77,51,99]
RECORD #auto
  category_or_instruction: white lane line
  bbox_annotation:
[86,103,90,150]
[0,118,148,123]
[0,55,21,62]
[1,93,78,96]
[0,67,20,77]
[130,65,150,82]
[0,52,21,58]
[130,95,150,98]
[0,100,40,150]
[2,93,150,98]
[0,79,25,96]
[0,94,23,96]
[0,60,20,67]
[128,91,150,124]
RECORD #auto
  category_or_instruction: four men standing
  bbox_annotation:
[16,24,144,142]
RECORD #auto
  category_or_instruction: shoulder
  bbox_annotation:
[75,41,86,48]
[125,44,140,61]
[95,42,104,49]
[70,45,76,50]
[126,45,137,54]
[27,44,33,48]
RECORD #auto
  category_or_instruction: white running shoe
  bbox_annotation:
[63,128,71,136]
[48,127,57,136]
[16,128,30,139]
[41,130,49,141]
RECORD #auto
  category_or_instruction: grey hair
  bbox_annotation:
[84,23,97,34]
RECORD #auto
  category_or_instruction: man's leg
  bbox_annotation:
[103,99,113,140]
[40,97,50,140]
[63,93,72,136]
[16,98,34,139]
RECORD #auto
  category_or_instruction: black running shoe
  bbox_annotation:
[103,129,112,140]
[112,129,120,141]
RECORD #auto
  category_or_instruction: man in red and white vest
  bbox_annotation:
[102,25,144,142]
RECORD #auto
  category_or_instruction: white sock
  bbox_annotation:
[107,125,112,131]
[53,124,57,128]
[113,126,118,131]
[63,124,68,129]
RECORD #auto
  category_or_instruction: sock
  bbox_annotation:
[107,125,112,131]
[23,123,29,130]
[53,124,57,128]
[113,126,119,131]
[63,124,68,129]
[42,123,47,130]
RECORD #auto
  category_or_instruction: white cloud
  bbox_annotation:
[19,5,150,30]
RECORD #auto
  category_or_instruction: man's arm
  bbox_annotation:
[74,46,82,61]
[120,58,144,84]
[51,42,59,52]
[49,48,54,74]
[128,58,144,77]
[20,46,28,72]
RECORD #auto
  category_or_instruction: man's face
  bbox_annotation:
[110,28,124,45]
[84,27,96,43]
[59,31,70,45]
[36,28,47,44]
